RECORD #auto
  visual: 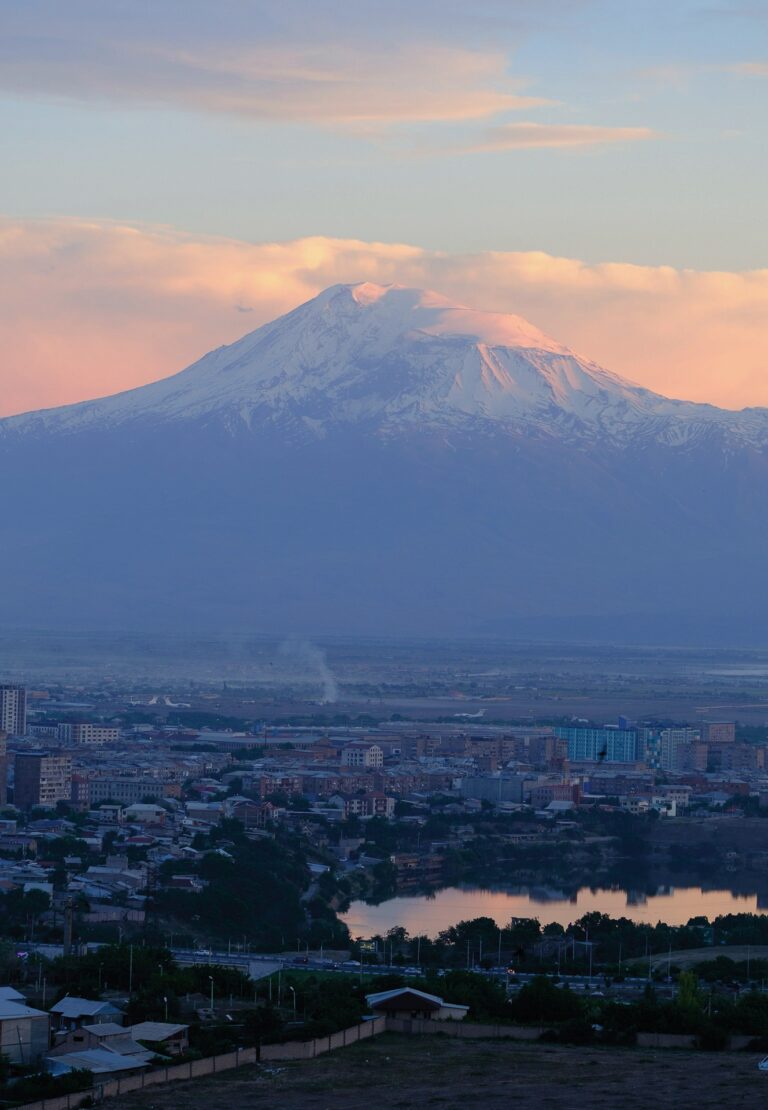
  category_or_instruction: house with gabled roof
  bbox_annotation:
[365,987,468,1021]
[50,1021,153,1062]
[49,995,124,1032]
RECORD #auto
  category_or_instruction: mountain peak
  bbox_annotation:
[3,282,768,449]
[312,281,572,356]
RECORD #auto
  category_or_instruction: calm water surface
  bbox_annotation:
[341,886,768,937]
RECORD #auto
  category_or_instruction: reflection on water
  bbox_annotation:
[341,886,767,937]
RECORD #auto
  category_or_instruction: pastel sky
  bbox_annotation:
[1,0,767,415]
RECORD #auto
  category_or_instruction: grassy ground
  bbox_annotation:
[108,1033,768,1109]
[648,945,768,969]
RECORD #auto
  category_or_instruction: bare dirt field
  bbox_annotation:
[108,1033,767,1110]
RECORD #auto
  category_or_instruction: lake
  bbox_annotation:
[341,885,768,938]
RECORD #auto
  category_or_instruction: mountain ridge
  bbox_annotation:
[1,282,767,643]
[3,282,767,450]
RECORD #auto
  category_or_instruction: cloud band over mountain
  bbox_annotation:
[2,217,768,417]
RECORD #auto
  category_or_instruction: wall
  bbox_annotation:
[10,1020,387,1110]
[636,1032,698,1049]
[10,1047,259,1110]
[385,1018,545,1041]
[260,1016,386,1060]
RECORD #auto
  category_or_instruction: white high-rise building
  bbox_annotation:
[659,727,700,772]
[0,685,27,737]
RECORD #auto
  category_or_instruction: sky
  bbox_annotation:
[1,0,767,414]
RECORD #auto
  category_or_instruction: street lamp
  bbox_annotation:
[208,975,214,1015]
[163,995,168,1021]
[288,985,296,1019]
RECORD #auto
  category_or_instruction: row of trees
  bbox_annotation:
[350,910,768,972]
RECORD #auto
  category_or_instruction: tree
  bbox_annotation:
[676,970,704,1018]
[509,976,585,1024]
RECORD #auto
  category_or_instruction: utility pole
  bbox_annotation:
[63,897,74,957]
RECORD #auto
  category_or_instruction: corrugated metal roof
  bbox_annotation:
[0,999,49,1020]
[50,996,121,1017]
[130,1021,188,1041]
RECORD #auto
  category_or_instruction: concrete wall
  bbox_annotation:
[636,1032,698,1049]
[385,1018,545,1041]
[638,1030,758,1051]
[11,1020,387,1110]
[260,1016,386,1060]
[11,1046,260,1110]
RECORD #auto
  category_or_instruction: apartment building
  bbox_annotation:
[341,742,384,768]
[89,778,172,805]
[0,685,27,737]
[659,728,701,772]
[14,752,72,809]
[703,721,736,745]
[555,726,639,764]
[72,723,120,746]
[0,731,6,805]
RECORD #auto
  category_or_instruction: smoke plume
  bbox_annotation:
[278,638,339,704]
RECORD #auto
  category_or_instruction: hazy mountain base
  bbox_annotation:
[2,281,768,644]
[1,423,766,642]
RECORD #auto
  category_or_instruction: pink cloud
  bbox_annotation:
[464,122,656,151]
[728,61,768,77]
[1,218,768,417]
[0,36,544,127]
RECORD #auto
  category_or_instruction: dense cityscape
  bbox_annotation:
[3,661,768,1104]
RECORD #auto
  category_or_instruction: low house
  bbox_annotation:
[50,1022,153,1062]
[50,996,124,1032]
[129,1021,189,1055]
[0,998,51,1064]
[365,988,468,1021]
[46,1048,150,1078]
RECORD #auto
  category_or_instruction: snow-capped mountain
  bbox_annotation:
[1,283,767,643]
[5,282,768,448]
